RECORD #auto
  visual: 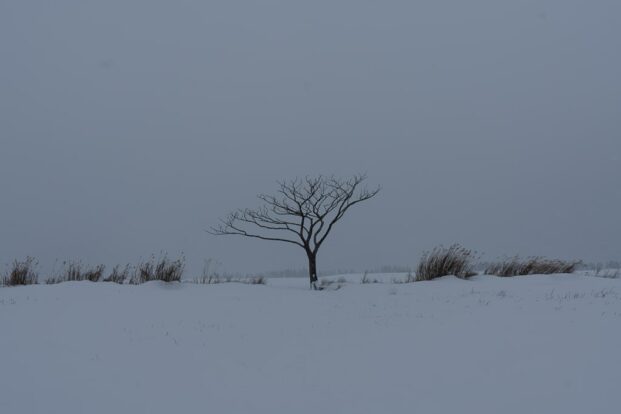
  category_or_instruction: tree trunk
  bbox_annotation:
[307,253,318,290]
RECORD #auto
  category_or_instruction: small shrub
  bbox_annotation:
[2,257,39,286]
[82,264,105,282]
[416,244,476,281]
[131,254,185,284]
[485,257,580,277]
[104,264,131,284]
[46,261,106,284]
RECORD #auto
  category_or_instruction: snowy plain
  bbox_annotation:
[1,272,620,414]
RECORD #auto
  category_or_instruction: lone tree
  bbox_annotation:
[208,174,380,289]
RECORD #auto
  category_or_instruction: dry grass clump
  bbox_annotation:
[416,244,477,281]
[46,261,106,284]
[485,257,580,277]
[193,259,265,285]
[193,274,266,285]
[2,257,39,286]
[103,264,132,284]
[130,254,185,284]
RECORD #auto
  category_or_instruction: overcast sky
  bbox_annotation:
[1,0,620,276]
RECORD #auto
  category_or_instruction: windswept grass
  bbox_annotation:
[2,257,39,286]
[416,244,477,281]
[104,264,132,284]
[193,274,266,285]
[130,254,185,284]
[46,261,106,284]
[485,257,580,277]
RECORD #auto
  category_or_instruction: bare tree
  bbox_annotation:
[208,174,380,289]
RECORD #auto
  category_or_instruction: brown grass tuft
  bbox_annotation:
[416,244,477,281]
[485,257,580,277]
[2,257,39,286]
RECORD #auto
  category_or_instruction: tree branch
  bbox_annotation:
[208,174,380,258]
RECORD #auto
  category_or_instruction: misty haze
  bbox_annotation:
[1,1,620,413]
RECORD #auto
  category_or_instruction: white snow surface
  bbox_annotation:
[1,273,620,414]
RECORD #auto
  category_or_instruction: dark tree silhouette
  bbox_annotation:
[208,174,380,289]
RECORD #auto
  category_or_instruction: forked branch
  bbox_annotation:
[208,174,380,255]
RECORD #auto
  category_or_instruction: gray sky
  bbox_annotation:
[1,0,620,275]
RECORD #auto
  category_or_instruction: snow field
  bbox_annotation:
[1,273,620,413]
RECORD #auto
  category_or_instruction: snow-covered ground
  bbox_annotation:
[1,273,620,413]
